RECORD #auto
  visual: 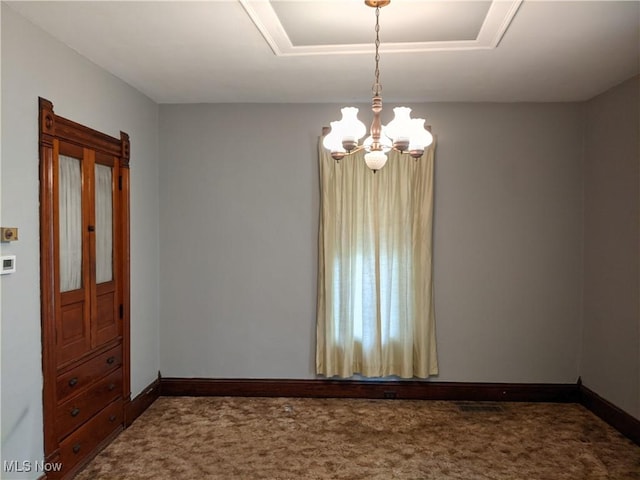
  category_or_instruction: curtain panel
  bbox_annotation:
[95,163,114,284]
[59,154,83,292]
[316,141,438,378]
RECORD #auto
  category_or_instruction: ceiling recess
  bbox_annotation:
[239,0,523,56]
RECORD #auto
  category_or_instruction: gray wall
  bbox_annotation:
[581,75,640,419]
[159,102,584,383]
[1,5,161,476]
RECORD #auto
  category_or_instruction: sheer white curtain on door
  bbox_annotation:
[95,164,113,284]
[59,155,82,292]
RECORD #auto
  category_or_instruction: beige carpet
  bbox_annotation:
[76,397,640,479]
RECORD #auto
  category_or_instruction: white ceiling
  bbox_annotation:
[6,0,640,104]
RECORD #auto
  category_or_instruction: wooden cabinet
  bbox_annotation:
[57,399,124,474]
[39,98,130,479]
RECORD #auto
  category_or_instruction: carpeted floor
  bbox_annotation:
[75,396,640,479]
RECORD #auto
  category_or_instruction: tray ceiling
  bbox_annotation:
[241,1,521,55]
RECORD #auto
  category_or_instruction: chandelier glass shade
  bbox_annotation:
[323,1,433,172]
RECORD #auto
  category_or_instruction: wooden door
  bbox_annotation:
[53,143,122,365]
[39,97,130,476]
[54,142,92,365]
[92,151,121,348]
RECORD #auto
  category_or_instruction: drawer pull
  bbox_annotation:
[109,415,117,422]
[108,383,116,391]
[72,444,81,454]
[106,356,116,365]
[71,407,81,417]
[68,377,78,387]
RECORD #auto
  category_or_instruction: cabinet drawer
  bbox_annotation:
[57,343,122,402]
[58,399,123,475]
[56,368,122,440]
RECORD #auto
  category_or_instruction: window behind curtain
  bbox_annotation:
[316,141,438,379]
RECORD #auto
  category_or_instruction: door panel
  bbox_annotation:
[93,154,119,347]
[56,145,92,364]
[57,302,91,364]
[95,282,119,346]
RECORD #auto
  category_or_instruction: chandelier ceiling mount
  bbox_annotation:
[364,0,391,7]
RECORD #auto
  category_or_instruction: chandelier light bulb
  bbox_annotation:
[408,118,434,158]
[364,150,388,171]
[339,107,366,152]
[323,121,348,161]
[385,107,414,152]
[323,121,344,151]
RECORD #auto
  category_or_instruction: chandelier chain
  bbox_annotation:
[372,6,382,97]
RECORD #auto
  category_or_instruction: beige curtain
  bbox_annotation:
[316,140,438,378]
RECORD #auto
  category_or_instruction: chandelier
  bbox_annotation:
[323,0,433,172]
